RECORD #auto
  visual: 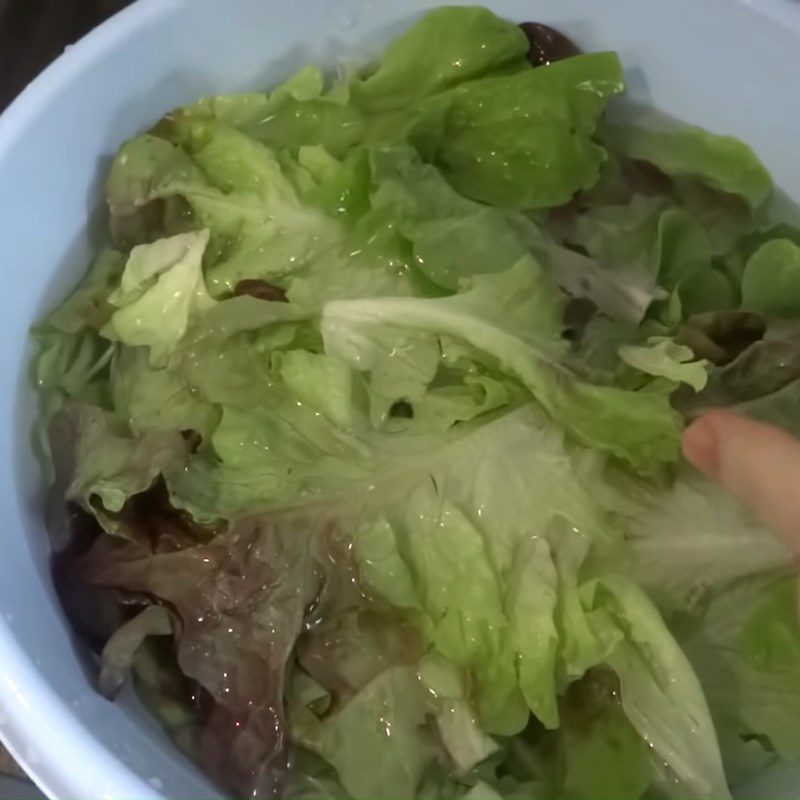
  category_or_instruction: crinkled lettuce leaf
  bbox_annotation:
[429,52,624,208]
[618,336,708,391]
[354,407,617,734]
[741,239,800,318]
[48,402,189,517]
[323,261,681,470]
[354,6,529,111]
[603,108,772,209]
[102,230,216,362]
[581,577,730,799]
[293,666,434,800]
[682,575,800,780]
[558,669,653,800]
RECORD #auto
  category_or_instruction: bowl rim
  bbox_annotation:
[0,3,172,796]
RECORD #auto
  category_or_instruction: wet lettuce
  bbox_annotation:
[33,5,800,800]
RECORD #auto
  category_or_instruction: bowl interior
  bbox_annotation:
[1,0,800,797]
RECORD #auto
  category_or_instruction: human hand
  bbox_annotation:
[682,411,800,560]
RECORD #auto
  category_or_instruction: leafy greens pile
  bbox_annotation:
[33,7,800,799]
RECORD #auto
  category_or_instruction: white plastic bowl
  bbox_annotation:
[1,1,800,797]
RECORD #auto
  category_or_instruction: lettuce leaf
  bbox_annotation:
[682,575,800,777]
[618,337,708,391]
[430,52,624,208]
[294,666,435,800]
[353,407,619,734]
[102,230,216,362]
[323,262,681,470]
[582,577,729,799]
[558,670,653,800]
[603,109,772,209]
[354,6,529,110]
[48,403,189,517]
[741,239,800,318]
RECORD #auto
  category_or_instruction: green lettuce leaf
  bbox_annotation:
[276,350,357,430]
[618,336,708,391]
[104,134,203,248]
[297,145,372,224]
[177,294,312,408]
[106,131,344,296]
[162,63,365,160]
[110,345,220,440]
[366,145,537,292]
[102,230,216,362]
[323,261,681,470]
[582,577,729,799]
[418,653,500,774]
[45,249,126,334]
[169,392,372,521]
[559,670,653,800]
[33,329,112,408]
[355,6,529,111]
[604,109,772,209]
[354,406,619,734]
[431,52,624,208]
[283,748,349,800]
[562,194,734,320]
[48,402,189,517]
[682,575,800,774]
[568,195,666,270]
[654,208,735,316]
[294,666,435,800]
[741,239,800,318]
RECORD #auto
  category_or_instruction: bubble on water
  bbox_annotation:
[147,777,164,791]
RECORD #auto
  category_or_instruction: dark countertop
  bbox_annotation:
[0,0,132,111]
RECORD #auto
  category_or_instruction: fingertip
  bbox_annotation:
[683,411,800,556]
[682,416,719,478]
